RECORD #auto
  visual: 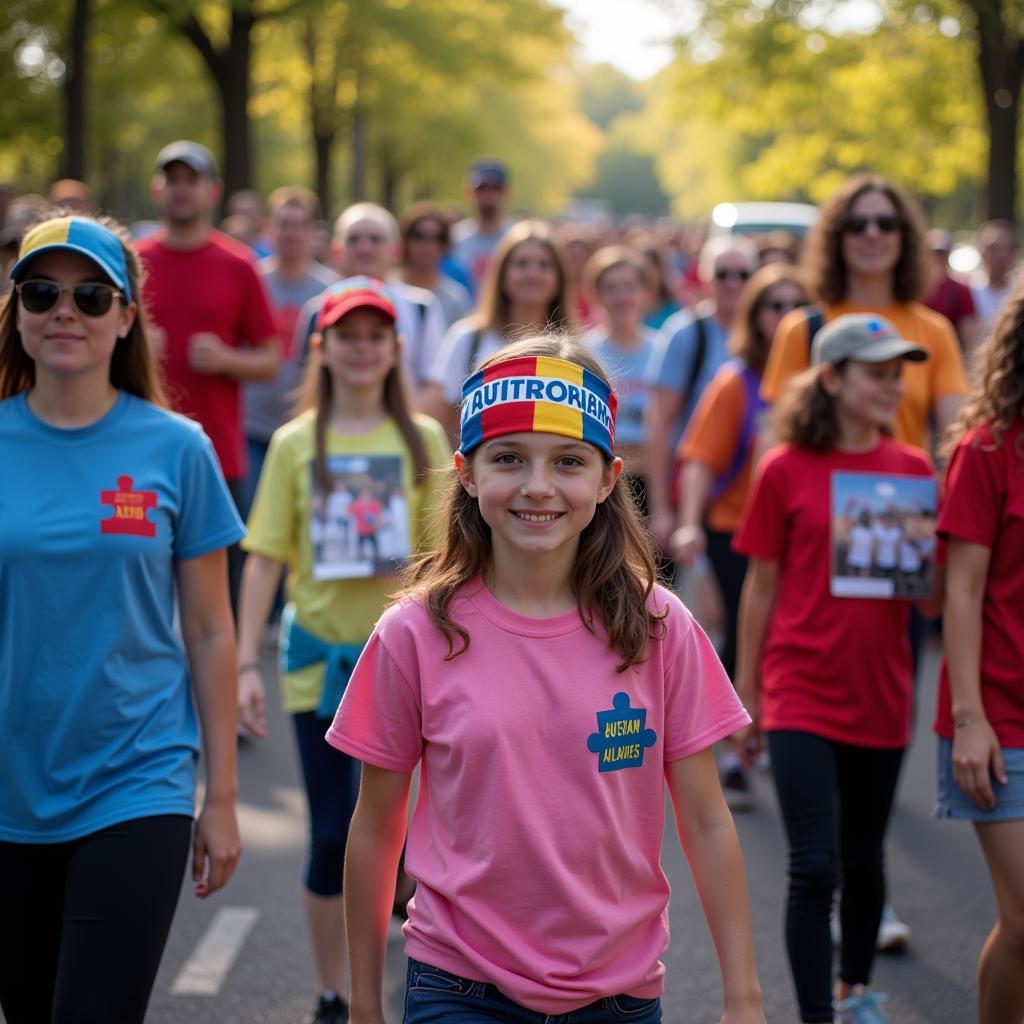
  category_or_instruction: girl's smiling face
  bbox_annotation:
[502,240,561,311]
[320,307,397,390]
[824,357,905,432]
[456,432,621,565]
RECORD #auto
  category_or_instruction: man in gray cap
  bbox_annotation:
[450,157,513,296]
[138,140,280,611]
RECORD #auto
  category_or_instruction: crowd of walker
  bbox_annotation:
[1,142,1023,1024]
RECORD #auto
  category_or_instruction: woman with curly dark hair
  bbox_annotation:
[761,173,966,452]
[934,282,1024,1024]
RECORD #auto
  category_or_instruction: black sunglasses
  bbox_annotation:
[714,268,751,282]
[763,298,807,313]
[408,228,446,243]
[842,214,902,235]
[17,280,124,317]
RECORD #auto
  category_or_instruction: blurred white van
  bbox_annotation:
[710,201,819,238]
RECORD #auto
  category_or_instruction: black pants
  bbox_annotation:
[704,528,746,681]
[226,476,246,619]
[292,711,361,897]
[0,814,192,1024]
[767,731,904,1023]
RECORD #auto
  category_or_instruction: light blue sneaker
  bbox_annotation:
[834,989,889,1024]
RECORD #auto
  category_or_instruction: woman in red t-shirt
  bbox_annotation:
[733,313,935,1024]
[935,285,1024,1024]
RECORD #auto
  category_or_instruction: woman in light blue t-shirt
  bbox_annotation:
[0,214,245,1024]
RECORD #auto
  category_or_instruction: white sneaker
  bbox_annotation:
[876,904,910,951]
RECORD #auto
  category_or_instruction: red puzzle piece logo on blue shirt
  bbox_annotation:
[100,475,157,537]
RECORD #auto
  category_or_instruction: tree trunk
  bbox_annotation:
[350,72,366,202]
[968,0,1024,223]
[305,23,337,220]
[62,0,90,180]
[152,2,255,199]
[378,138,402,211]
[220,7,255,198]
[315,131,335,219]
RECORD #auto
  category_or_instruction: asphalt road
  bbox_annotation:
[47,635,992,1024]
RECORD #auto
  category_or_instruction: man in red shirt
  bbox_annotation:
[137,140,280,609]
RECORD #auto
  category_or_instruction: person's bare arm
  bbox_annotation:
[345,765,413,1024]
[666,750,765,1024]
[644,385,684,547]
[177,548,242,897]
[188,332,281,381]
[944,538,1005,809]
[670,459,713,566]
[733,558,779,765]
[235,552,285,737]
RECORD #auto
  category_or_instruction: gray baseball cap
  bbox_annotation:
[154,140,218,178]
[811,313,928,366]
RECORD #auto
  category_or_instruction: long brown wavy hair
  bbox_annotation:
[773,363,851,452]
[0,212,167,405]
[802,173,929,306]
[730,264,807,375]
[473,220,575,336]
[401,331,665,671]
[943,273,1024,460]
[299,307,428,498]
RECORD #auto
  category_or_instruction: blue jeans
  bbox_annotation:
[403,958,662,1023]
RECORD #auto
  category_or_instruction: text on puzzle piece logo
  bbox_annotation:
[587,692,657,773]
[100,475,158,537]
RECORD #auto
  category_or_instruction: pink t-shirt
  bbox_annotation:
[327,579,748,1014]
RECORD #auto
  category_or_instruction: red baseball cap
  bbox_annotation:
[317,276,397,331]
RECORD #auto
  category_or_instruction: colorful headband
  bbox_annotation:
[459,355,617,458]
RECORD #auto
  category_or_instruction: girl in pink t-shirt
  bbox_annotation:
[733,314,935,1024]
[331,334,765,1024]
[935,286,1024,1024]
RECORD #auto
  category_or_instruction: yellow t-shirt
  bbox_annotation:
[760,301,967,450]
[242,410,451,712]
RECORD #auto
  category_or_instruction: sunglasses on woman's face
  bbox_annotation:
[17,280,123,317]
[763,298,807,314]
[842,214,902,235]
[408,227,445,243]
[714,268,751,282]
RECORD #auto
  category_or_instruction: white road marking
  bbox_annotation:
[170,907,260,996]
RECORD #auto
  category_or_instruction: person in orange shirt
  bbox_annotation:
[760,174,966,453]
[671,265,808,807]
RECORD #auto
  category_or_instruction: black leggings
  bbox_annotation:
[292,711,360,897]
[767,731,904,1023]
[704,528,746,681]
[0,814,192,1024]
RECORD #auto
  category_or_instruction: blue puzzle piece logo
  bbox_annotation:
[587,692,657,772]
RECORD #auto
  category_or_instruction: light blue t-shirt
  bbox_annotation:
[0,391,245,842]
[648,309,730,447]
[586,328,658,448]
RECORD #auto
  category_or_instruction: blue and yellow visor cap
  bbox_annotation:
[10,217,131,301]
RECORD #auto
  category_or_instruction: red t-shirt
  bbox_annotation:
[733,439,934,748]
[934,421,1024,746]
[137,230,278,479]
